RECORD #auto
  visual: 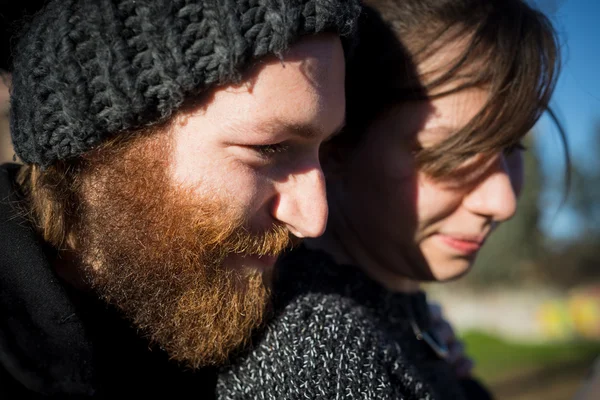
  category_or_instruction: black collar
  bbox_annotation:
[0,163,96,396]
[0,164,216,398]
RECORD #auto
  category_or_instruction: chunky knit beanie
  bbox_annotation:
[10,0,361,167]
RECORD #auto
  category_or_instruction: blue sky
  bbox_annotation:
[532,0,600,239]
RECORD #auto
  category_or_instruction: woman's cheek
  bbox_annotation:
[415,174,464,228]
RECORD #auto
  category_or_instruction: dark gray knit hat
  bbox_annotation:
[10,0,361,167]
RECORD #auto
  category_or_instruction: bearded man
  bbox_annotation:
[0,0,360,398]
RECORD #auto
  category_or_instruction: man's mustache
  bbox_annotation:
[216,223,299,258]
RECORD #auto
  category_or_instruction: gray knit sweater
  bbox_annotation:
[216,246,491,400]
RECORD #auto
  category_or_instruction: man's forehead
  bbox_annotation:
[282,34,341,87]
[201,36,345,134]
[260,117,347,140]
[234,34,342,94]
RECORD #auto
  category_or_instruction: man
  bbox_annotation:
[0,0,360,398]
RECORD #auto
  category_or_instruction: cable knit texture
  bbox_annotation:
[216,246,482,399]
[10,0,361,167]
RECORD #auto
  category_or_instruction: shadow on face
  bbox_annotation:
[318,7,527,288]
[168,33,346,243]
[312,8,435,287]
[51,33,350,369]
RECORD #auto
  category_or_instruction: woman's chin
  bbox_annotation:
[428,258,475,282]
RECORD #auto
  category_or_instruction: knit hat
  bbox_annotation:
[10,0,361,167]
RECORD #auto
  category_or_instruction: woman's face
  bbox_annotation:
[332,86,524,282]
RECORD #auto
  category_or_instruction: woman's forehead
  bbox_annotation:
[420,88,489,131]
[379,87,489,141]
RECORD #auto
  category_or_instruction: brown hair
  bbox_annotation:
[340,0,566,178]
[17,162,80,249]
[15,94,213,249]
[16,129,161,250]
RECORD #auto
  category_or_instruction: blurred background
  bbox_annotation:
[0,1,598,399]
[426,1,600,398]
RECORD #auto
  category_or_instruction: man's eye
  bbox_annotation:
[504,141,528,155]
[251,143,289,157]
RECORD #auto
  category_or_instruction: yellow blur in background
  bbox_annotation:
[539,285,600,341]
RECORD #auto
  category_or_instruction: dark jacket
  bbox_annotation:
[0,163,216,399]
[217,246,493,400]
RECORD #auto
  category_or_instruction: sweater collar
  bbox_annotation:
[275,244,432,330]
[0,164,219,397]
[0,163,97,396]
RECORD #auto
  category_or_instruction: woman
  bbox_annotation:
[217,0,564,398]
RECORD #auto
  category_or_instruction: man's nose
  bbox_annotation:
[271,166,329,238]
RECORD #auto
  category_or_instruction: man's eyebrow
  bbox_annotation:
[281,116,346,142]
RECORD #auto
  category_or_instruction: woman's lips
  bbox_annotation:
[436,234,485,255]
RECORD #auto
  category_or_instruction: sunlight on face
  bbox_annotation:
[75,34,347,368]
[328,35,525,285]
[338,86,524,283]
[168,34,346,271]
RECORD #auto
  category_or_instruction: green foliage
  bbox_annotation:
[464,125,600,288]
[462,330,600,383]
[540,121,600,287]
[464,135,545,286]
[561,122,600,235]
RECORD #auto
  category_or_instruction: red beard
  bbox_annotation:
[74,133,292,368]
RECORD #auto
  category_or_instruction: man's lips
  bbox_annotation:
[436,233,486,255]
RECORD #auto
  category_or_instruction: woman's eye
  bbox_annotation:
[251,143,290,157]
[504,141,528,155]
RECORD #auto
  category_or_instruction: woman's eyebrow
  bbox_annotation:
[420,125,456,137]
